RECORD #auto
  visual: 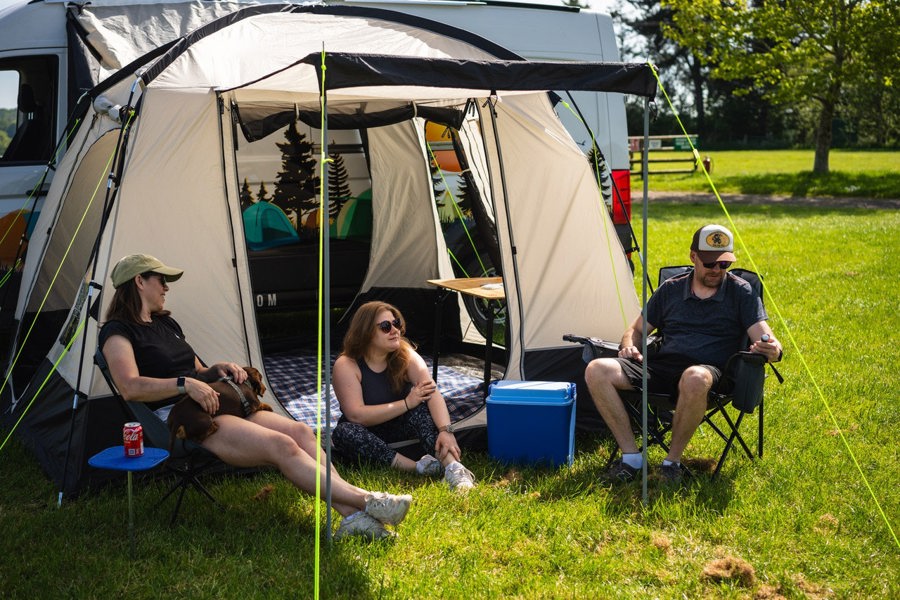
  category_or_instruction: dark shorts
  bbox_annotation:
[615,356,732,398]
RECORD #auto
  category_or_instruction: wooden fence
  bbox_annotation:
[629,134,699,177]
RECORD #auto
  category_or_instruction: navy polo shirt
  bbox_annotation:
[645,270,767,369]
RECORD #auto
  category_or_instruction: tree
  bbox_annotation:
[239,177,254,211]
[663,0,898,172]
[327,151,351,222]
[271,120,320,224]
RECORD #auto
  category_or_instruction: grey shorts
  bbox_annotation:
[616,356,730,397]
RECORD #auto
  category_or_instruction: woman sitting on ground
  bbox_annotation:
[332,301,476,491]
[100,254,411,540]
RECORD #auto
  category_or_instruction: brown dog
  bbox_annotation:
[167,366,272,445]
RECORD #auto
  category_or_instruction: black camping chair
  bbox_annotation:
[565,266,784,478]
[93,348,224,524]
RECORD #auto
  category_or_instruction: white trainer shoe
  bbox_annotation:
[416,454,443,477]
[364,492,412,525]
[334,511,395,541]
[444,462,476,492]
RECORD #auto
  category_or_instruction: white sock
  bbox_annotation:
[622,452,643,469]
[662,459,679,467]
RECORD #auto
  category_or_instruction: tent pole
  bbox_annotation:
[485,96,525,379]
[320,81,334,544]
[641,97,650,505]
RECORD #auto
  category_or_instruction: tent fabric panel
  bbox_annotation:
[99,88,253,375]
[481,94,639,378]
[149,11,504,92]
[313,53,657,98]
[361,120,445,291]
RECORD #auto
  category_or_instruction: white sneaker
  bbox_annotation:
[444,462,476,492]
[334,511,395,541]
[416,454,443,477]
[364,492,412,526]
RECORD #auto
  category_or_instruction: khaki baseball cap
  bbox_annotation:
[110,254,184,288]
[690,224,737,263]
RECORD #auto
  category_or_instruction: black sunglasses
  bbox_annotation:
[702,261,732,270]
[141,271,168,284]
[376,318,402,334]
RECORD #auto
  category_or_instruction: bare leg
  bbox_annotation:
[202,415,366,517]
[585,358,640,454]
[665,366,713,463]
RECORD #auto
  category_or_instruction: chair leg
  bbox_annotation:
[758,399,764,458]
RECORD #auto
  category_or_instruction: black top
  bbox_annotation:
[357,358,412,406]
[98,315,197,410]
[645,271,767,369]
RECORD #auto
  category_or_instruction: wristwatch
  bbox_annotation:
[177,376,187,395]
[437,424,454,434]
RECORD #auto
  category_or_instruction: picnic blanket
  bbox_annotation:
[263,353,486,431]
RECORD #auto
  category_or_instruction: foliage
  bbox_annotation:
[327,152,351,221]
[272,120,320,225]
[1,203,897,598]
[0,107,15,155]
[661,0,900,172]
[257,180,269,203]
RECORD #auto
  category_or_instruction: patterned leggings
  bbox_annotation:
[331,403,439,466]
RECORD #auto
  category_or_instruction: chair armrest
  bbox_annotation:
[562,334,619,363]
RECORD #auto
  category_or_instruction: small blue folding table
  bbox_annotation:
[89,446,169,550]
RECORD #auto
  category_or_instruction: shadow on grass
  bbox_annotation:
[720,171,900,199]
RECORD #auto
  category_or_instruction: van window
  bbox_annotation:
[0,56,57,163]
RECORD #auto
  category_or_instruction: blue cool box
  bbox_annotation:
[486,380,576,467]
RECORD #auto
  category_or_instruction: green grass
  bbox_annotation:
[2,203,899,598]
[643,149,900,199]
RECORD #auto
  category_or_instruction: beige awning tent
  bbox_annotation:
[8,5,655,496]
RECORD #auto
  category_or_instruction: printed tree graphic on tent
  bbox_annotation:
[240,177,254,211]
[257,181,270,202]
[272,120,320,230]
[328,151,352,222]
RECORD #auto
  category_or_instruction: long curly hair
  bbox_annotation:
[341,301,413,394]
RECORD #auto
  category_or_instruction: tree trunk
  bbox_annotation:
[812,100,832,174]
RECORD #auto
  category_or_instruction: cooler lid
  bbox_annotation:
[488,380,575,403]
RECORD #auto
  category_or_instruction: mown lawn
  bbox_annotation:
[642,149,900,199]
[1,201,897,599]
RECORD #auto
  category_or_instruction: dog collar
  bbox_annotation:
[221,377,252,417]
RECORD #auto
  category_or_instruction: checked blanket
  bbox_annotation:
[263,353,487,431]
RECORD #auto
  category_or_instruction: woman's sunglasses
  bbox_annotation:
[141,271,169,284]
[376,318,402,334]
[702,261,732,270]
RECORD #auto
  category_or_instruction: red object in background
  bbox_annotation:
[123,422,144,457]
[610,169,632,224]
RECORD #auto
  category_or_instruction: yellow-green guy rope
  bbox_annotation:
[648,63,898,550]
[556,98,632,331]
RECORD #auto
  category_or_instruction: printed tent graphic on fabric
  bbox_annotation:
[4,4,656,496]
[243,202,299,250]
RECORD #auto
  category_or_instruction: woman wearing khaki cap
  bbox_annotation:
[100,254,412,540]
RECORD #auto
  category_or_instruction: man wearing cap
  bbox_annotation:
[584,224,783,484]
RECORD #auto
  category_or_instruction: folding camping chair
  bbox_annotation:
[93,348,224,524]
[566,266,783,478]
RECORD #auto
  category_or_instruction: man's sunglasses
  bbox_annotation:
[376,318,402,334]
[702,261,732,270]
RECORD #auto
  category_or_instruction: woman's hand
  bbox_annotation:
[406,379,437,409]
[435,431,461,463]
[186,378,220,415]
[210,362,247,384]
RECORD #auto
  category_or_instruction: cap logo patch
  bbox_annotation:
[705,232,730,248]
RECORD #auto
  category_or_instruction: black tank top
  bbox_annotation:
[358,358,412,406]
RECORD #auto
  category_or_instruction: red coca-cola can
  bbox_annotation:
[123,422,144,457]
